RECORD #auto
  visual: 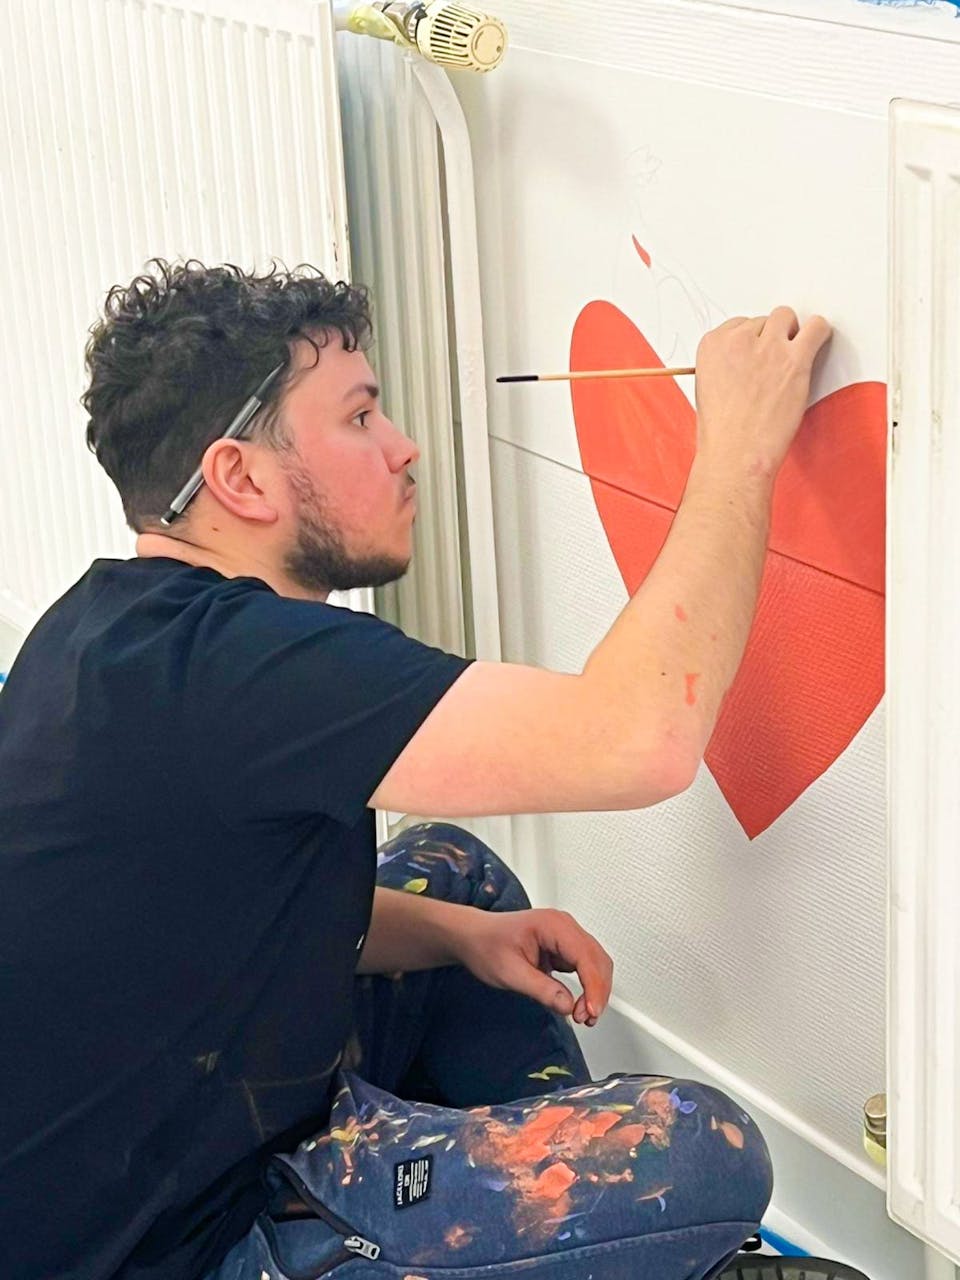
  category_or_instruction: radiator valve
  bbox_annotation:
[863,1092,887,1168]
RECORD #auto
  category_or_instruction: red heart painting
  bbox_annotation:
[570,298,886,837]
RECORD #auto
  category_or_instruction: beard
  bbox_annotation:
[282,456,411,595]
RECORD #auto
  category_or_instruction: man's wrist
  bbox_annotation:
[422,894,475,968]
[689,440,780,497]
[684,449,777,535]
[360,887,476,973]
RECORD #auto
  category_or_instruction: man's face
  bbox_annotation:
[274,333,419,595]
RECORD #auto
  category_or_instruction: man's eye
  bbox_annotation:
[352,410,371,428]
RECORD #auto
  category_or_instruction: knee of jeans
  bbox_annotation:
[597,1075,772,1229]
[394,822,530,910]
[673,1078,773,1225]
[400,821,481,850]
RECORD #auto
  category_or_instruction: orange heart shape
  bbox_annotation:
[570,300,886,837]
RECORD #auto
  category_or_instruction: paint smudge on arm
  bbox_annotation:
[684,673,700,706]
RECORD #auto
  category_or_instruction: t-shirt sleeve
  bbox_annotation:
[183,585,473,827]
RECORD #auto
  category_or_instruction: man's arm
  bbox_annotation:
[355,887,469,974]
[369,308,832,818]
[356,886,615,1025]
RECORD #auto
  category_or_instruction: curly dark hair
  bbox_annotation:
[82,258,373,530]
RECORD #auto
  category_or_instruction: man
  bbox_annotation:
[0,260,846,1280]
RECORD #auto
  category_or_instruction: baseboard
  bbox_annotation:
[574,997,926,1279]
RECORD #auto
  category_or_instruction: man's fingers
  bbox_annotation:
[763,306,800,339]
[542,950,576,976]
[537,913,613,1022]
[716,314,751,331]
[791,313,833,365]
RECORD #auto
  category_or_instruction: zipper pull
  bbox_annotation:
[344,1236,381,1261]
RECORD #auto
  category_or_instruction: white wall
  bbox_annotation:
[453,0,960,1270]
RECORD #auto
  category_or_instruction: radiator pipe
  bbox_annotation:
[925,1246,959,1280]
[403,54,513,867]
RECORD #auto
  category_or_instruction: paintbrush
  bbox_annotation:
[497,366,696,383]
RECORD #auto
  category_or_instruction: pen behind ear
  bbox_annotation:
[160,363,286,527]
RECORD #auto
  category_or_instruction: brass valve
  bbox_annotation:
[863,1092,887,1167]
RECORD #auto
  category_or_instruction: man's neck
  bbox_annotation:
[134,532,327,602]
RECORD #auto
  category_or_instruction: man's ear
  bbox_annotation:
[201,439,281,525]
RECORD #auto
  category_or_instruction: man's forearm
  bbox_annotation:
[582,451,773,766]
[355,887,474,975]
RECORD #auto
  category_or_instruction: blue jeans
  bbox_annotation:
[208,823,772,1280]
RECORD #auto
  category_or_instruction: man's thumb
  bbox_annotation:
[523,972,575,1016]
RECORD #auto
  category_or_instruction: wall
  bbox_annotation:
[452,0,960,1270]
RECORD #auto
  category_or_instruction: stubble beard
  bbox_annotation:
[282,457,410,595]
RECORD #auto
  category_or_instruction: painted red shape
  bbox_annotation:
[570,300,886,837]
[632,236,652,267]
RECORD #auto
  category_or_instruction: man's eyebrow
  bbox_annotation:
[342,382,380,403]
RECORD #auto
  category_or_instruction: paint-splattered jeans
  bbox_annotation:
[209,823,773,1280]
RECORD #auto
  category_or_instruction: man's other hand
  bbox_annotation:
[454,907,614,1028]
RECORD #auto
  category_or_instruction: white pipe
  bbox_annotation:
[332,2,356,29]
[406,55,513,865]
[407,57,501,666]
[332,3,403,42]
[925,1245,959,1280]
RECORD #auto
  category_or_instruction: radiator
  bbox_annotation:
[335,30,510,860]
[0,0,353,626]
[888,97,960,1269]
[337,33,467,660]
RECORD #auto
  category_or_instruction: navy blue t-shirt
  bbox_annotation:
[0,557,471,1280]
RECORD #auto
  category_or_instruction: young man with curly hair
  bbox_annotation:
[0,261,853,1280]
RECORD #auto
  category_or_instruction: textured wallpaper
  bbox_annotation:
[451,3,943,1169]
[490,440,885,1164]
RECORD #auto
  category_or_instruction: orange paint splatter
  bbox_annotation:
[599,1122,649,1151]
[632,235,651,267]
[576,1111,623,1141]
[531,1161,577,1200]
[675,604,688,622]
[458,1088,683,1246]
[505,1105,576,1164]
[685,673,700,706]
[718,1121,745,1149]
[444,1224,477,1249]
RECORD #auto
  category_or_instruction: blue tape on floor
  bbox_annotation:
[759,1226,808,1257]
[857,0,960,11]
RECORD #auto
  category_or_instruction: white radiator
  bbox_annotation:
[888,97,960,1270]
[0,0,353,624]
[335,31,510,861]
[337,33,467,660]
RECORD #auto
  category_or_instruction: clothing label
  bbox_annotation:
[393,1155,432,1209]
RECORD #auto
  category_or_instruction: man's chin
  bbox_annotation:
[290,555,411,595]
[355,556,411,591]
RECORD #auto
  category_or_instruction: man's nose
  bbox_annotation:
[385,418,420,470]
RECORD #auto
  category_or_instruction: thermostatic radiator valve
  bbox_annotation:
[334,2,507,72]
